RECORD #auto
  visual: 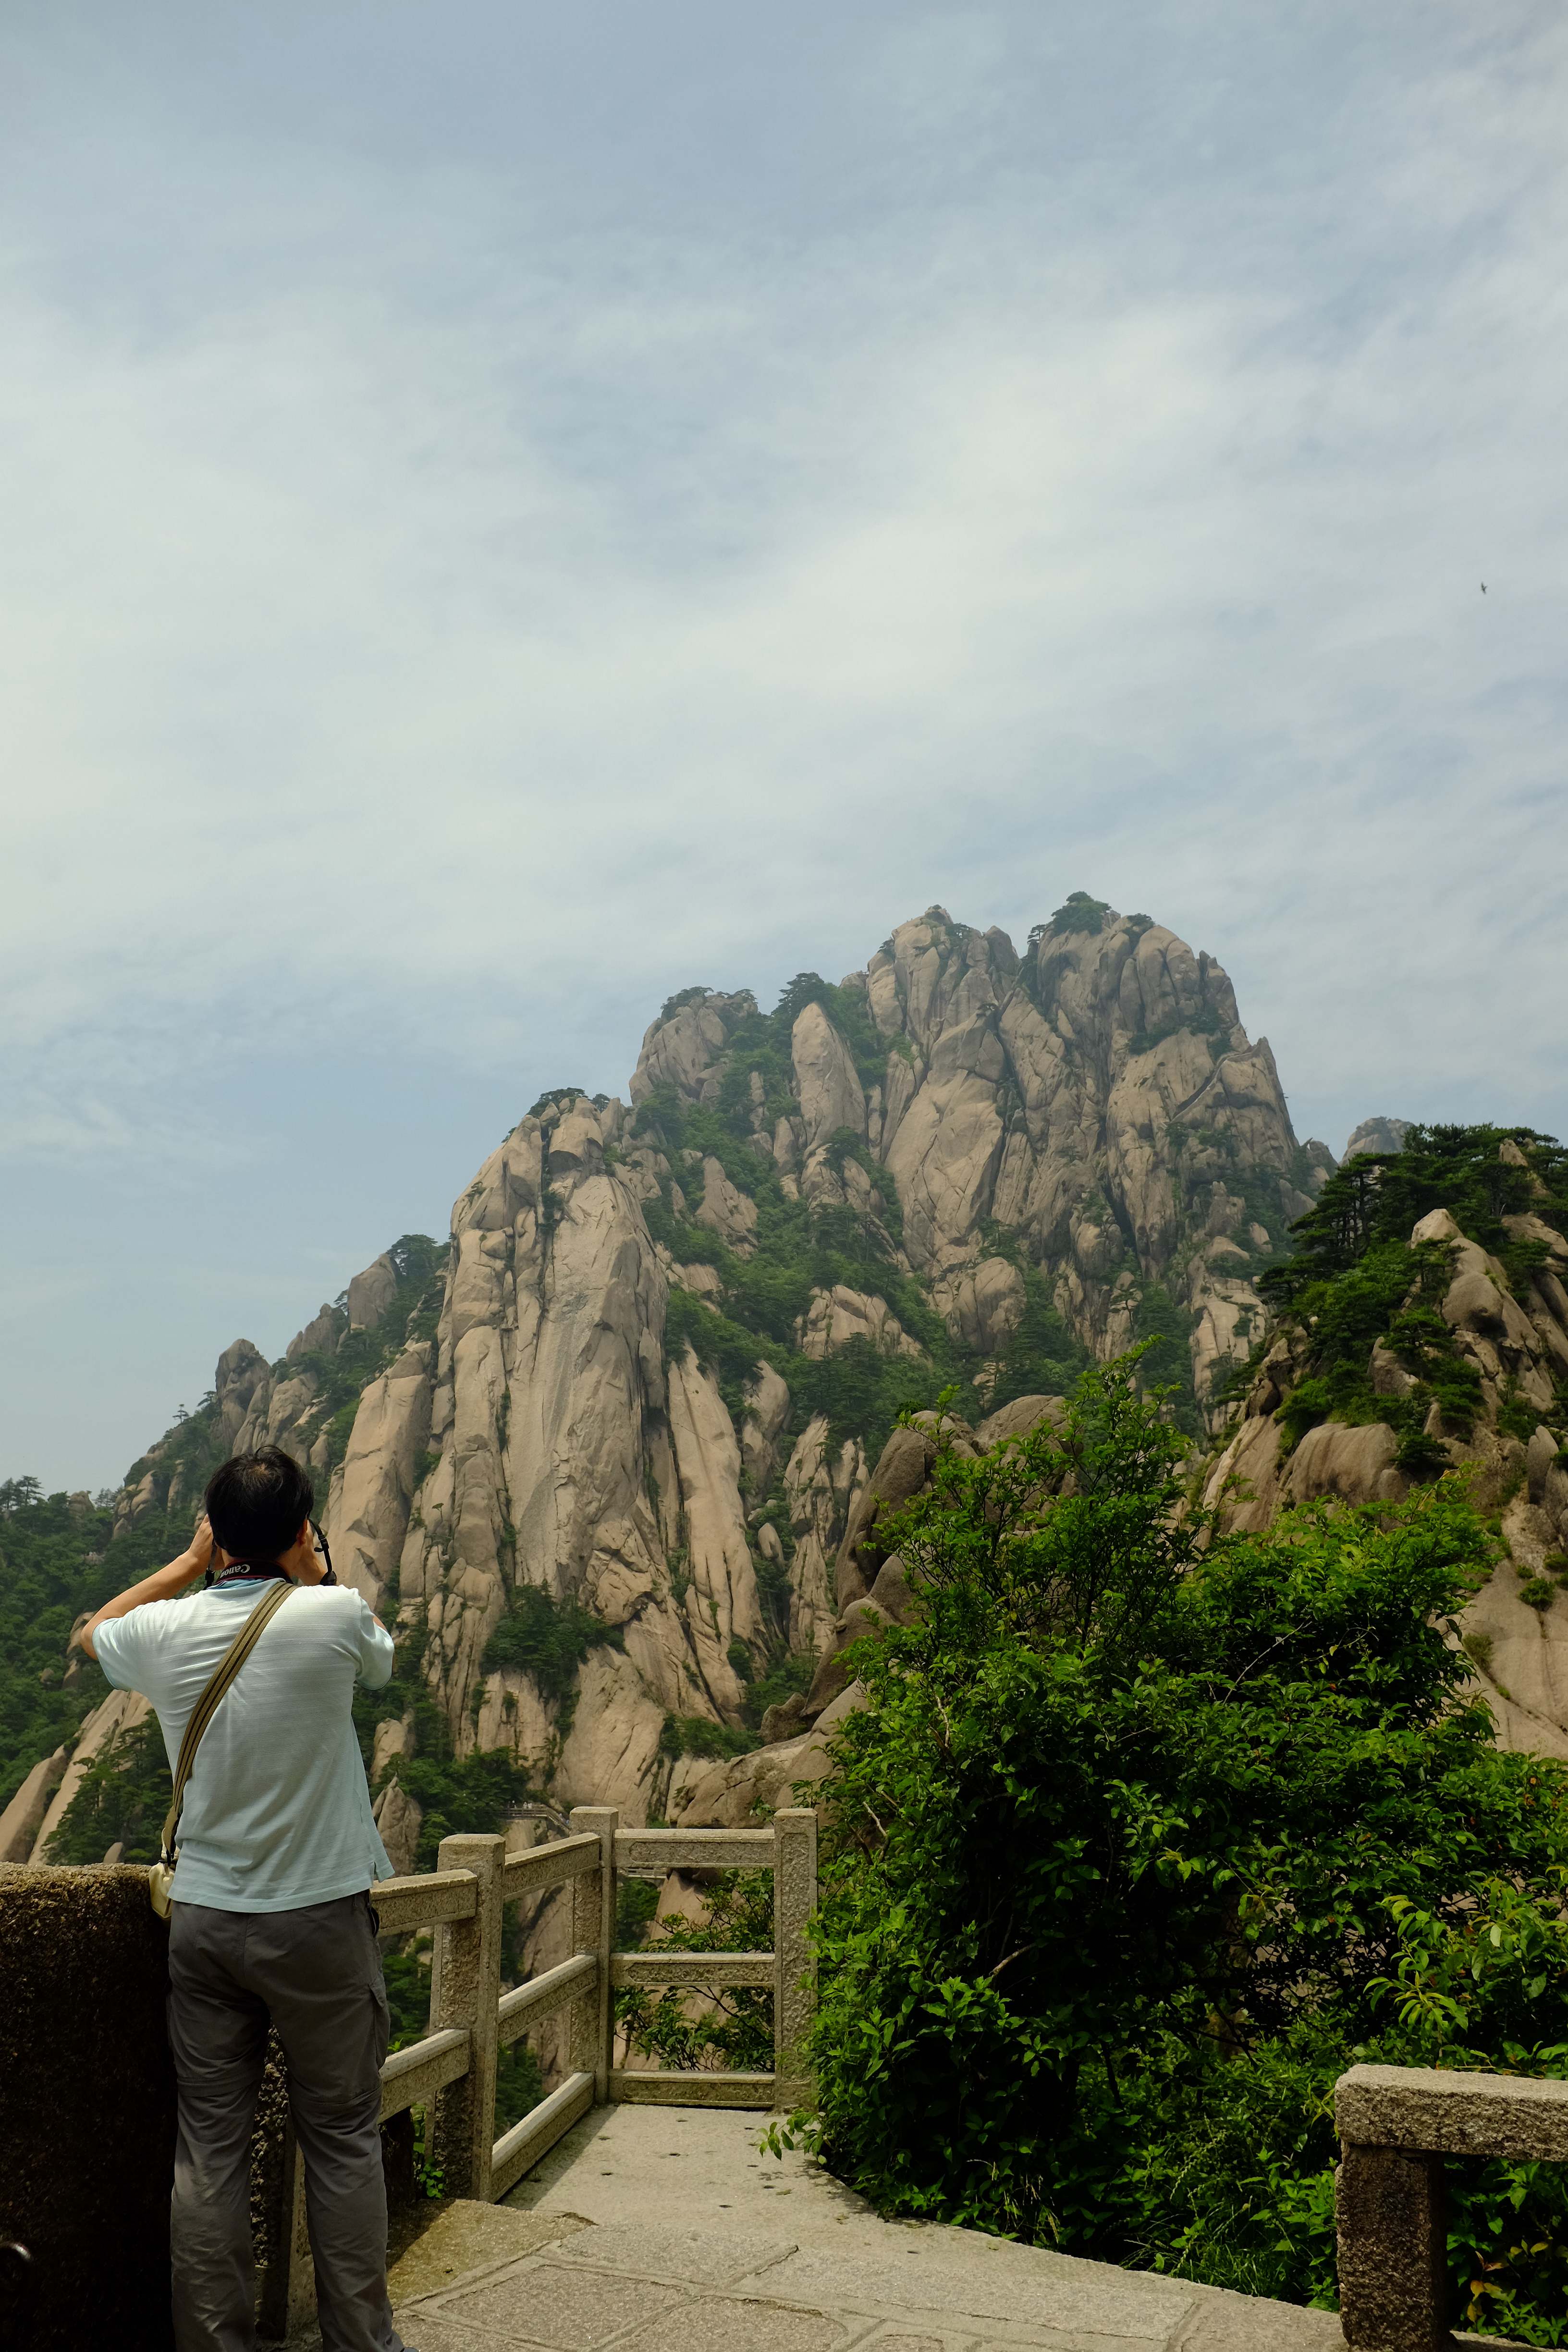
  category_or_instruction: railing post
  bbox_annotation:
[569,1806,617,2100]
[1335,2143,1450,2351]
[772,1806,818,2110]
[428,1834,505,2201]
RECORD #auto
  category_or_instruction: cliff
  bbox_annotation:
[9,894,1341,1856]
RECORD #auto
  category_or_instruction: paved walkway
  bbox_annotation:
[380,2106,1376,2351]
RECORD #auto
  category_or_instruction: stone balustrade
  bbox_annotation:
[265,1803,819,2331]
[1,1809,818,2345]
[19,1847,1565,2352]
[1335,2060,1568,2351]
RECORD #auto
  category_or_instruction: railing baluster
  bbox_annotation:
[569,1806,618,2101]
[428,1831,505,2201]
[772,1807,818,2111]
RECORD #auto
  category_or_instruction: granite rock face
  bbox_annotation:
[1203,1188,1568,1762]
[46,900,1452,1841]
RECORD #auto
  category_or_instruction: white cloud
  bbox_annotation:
[0,0,1563,1474]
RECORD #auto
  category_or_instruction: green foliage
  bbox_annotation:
[1126,1006,1228,1060]
[494,2039,546,2134]
[742,1649,816,1732]
[616,1869,775,2073]
[392,1745,538,1871]
[282,1233,450,1475]
[658,1713,760,1762]
[1043,891,1111,937]
[480,1585,623,1705]
[1260,1222,1489,1468]
[44,1718,171,1864]
[1261,1126,1568,1311]
[0,1441,235,1819]
[805,1353,1568,2337]
[616,1874,660,1949]
[659,985,717,1023]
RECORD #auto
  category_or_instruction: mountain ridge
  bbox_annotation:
[0,894,1421,1866]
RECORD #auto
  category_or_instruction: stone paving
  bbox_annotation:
[365,2106,1523,2352]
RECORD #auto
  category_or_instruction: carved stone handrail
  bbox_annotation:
[266,1805,820,2328]
[1334,2061,1568,2351]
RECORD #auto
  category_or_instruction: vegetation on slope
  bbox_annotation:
[633,972,1090,1471]
[801,1355,1568,2344]
[1247,1124,1568,1470]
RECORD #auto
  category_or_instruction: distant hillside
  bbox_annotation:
[4,894,1393,1867]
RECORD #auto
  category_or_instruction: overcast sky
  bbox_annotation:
[2,1,1564,1491]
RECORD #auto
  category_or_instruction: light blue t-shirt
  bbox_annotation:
[96,1579,396,1913]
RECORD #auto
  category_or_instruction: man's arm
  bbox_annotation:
[74,1520,215,1662]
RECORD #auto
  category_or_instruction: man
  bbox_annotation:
[76,1446,410,2352]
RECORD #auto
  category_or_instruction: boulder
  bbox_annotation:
[781,1416,865,1649]
[325,1345,433,1614]
[29,1690,152,1862]
[0,1746,68,1863]
[1342,1117,1410,1161]
[286,1303,344,1362]
[629,994,743,1106]
[796,1285,923,1362]
[791,1002,866,1150]
[1528,1425,1560,1506]
[834,1424,939,1605]
[975,1394,1066,1448]
[693,1156,758,1254]
[372,1778,422,1877]
[740,1362,791,1494]
[371,1713,417,1781]
[941,1257,1027,1354]
[1286,1421,1407,1509]
[346,1253,399,1332]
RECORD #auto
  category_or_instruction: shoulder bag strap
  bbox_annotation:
[158,1579,296,1866]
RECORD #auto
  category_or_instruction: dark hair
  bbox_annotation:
[204,1447,315,1564]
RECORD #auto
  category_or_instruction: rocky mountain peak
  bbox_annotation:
[65,898,1363,1846]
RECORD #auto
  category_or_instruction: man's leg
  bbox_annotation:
[245,1895,404,2352]
[167,1903,271,2352]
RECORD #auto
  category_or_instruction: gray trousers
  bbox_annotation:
[167,1891,405,2352]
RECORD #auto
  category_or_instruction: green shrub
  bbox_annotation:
[803,1354,1568,2337]
[658,1713,760,1762]
[480,1584,622,1705]
[616,1869,774,2073]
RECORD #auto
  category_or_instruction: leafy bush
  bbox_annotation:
[1261,1125,1568,1312]
[658,1713,760,1762]
[804,1355,1568,2337]
[480,1585,623,1705]
[1044,891,1111,936]
[44,1719,171,1864]
[616,1869,774,2073]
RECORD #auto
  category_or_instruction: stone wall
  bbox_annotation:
[0,1864,176,2352]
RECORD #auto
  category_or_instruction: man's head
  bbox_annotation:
[204,1447,315,1566]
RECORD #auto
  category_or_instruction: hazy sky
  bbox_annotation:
[2,2,1564,1490]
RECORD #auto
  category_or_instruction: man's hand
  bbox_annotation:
[278,1519,330,1585]
[75,1519,215,1661]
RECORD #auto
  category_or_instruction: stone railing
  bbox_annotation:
[1335,2060,1568,2352]
[263,1805,819,2332]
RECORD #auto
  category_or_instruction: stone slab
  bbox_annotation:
[388,2202,589,2307]
[377,2103,1540,2352]
[1336,2063,1568,2163]
[549,2219,797,2288]
[435,2257,685,2346]
[751,2239,1198,2337]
